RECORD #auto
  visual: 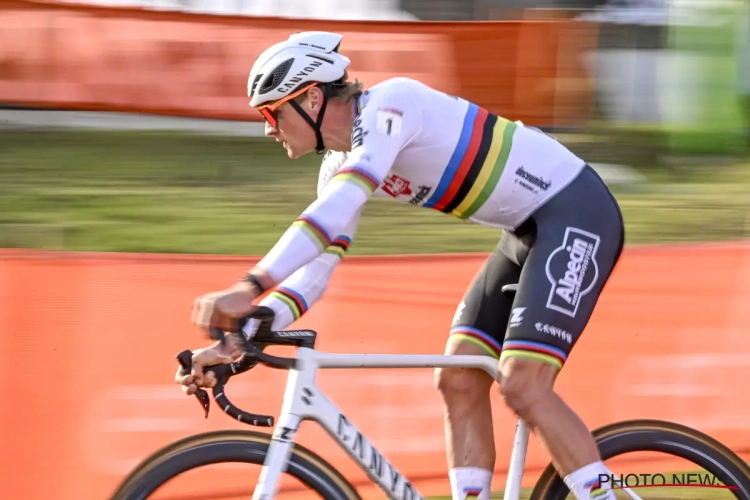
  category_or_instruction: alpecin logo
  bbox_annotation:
[545,227,600,317]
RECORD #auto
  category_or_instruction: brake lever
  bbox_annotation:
[175,327,238,417]
[174,314,280,424]
[208,326,227,345]
[177,349,227,419]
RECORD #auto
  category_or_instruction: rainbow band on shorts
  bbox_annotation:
[449,326,502,359]
[500,340,567,370]
[450,329,568,370]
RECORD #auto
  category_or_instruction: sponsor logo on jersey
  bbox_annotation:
[514,166,551,193]
[535,322,572,344]
[351,115,369,149]
[382,174,413,197]
[509,307,526,328]
[545,227,600,317]
[409,185,432,205]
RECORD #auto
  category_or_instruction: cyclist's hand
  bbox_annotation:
[175,337,243,396]
[191,280,260,334]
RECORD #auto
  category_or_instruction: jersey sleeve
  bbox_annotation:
[255,88,421,285]
[243,205,363,336]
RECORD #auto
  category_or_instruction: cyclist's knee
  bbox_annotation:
[497,356,558,415]
[435,338,494,401]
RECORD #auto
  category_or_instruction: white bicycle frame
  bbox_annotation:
[251,347,531,500]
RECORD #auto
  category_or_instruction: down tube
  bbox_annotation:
[312,389,427,500]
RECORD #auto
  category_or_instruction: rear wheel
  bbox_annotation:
[108,430,361,500]
[530,419,750,499]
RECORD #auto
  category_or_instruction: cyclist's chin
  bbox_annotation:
[284,143,311,160]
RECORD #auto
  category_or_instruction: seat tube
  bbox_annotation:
[503,417,530,500]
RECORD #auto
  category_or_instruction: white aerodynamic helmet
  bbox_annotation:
[248,32,352,154]
[248,31,351,108]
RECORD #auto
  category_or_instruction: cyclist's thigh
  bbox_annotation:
[448,242,522,359]
[502,164,625,371]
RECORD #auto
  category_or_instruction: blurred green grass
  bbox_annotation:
[0,129,748,255]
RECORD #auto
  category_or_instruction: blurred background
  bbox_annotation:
[2,0,749,253]
[1,1,750,499]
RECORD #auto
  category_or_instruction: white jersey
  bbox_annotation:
[245,77,587,336]
[326,77,586,230]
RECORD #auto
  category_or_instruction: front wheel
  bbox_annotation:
[530,419,750,499]
[108,430,361,500]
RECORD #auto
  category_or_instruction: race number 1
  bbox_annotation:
[376,109,403,137]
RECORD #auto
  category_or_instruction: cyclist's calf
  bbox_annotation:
[498,355,605,481]
[435,339,498,473]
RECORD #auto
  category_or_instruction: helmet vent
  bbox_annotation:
[249,74,263,96]
[308,54,334,64]
[260,58,294,94]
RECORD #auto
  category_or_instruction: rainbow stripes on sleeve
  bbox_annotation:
[324,236,352,259]
[329,166,380,195]
[423,103,517,220]
[268,286,309,321]
[267,235,350,322]
[291,214,332,251]
[291,216,353,257]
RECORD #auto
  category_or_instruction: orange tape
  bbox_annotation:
[1,243,749,499]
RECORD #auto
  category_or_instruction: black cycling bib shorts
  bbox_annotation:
[450,164,625,370]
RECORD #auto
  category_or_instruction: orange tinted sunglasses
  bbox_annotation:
[256,82,318,128]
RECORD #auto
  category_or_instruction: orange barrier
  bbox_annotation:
[1,242,749,500]
[0,0,597,127]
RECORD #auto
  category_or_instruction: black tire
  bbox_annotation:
[108,430,361,500]
[530,419,750,499]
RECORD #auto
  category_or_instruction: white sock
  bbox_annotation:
[564,461,616,500]
[449,467,492,500]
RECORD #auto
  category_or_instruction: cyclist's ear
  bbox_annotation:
[304,86,325,112]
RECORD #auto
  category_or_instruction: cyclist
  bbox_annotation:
[178,31,625,500]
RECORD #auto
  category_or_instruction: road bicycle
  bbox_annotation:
[110,284,750,500]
